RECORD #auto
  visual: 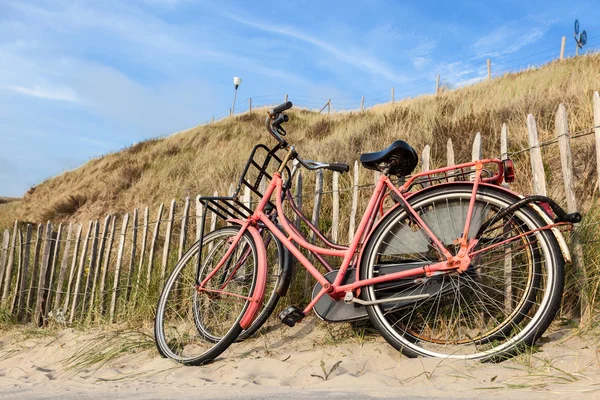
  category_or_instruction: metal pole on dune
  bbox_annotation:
[231,77,242,116]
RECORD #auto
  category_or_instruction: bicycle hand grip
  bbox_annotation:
[271,101,293,115]
[327,163,350,173]
[273,114,289,126]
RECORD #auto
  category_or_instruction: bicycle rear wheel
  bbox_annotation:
[154,227,259,365]
[361,185,564,361]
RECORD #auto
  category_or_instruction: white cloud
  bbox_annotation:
[225,13,404,82]
[472,23,551,59]
[3,84,78,102]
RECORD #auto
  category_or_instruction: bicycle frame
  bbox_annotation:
[197,155,570,327]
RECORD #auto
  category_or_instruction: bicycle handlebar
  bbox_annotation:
[266,101,349,174]
[270,101,293,115]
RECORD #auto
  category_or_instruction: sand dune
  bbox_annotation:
[1,319,599,399]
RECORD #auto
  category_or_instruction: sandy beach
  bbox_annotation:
[1,318,599,399]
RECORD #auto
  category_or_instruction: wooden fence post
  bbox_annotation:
[556,103,588,322]
[527,114,547,196]
[210,191,218,232]
[63,223,82,311]
[294,172,303,230]
[500,123,512,311]
[560,36,566,60]
[45,223,62,311]
[35,222,53,326]
[487,59,491,80]
[284,94,288,102]
[161,200,176,282]
[331,171,340,242]
[135,207,149,301]
[16,224,32,317]
[0,230,10,297]
[306,170,324,297]
[70,221,92,323]
[26,224,43,313]
[422,145,431,172]
[99,217,116,314]
[80,221,99,318]
[110,213,130,323]
[348,161,359,242]
[179,197,190,260]
[195,196,202,242]
[391,87,395,103]
[124,209,138,302]
[53,223,72,310]
[147,203,164,285]
[2,221,18,305]
[360,96,364,112]
[10,229,22,315]
[436,74,440,94]
[593,92,600,193]
[447,138,455,182]
[249,98,252,114]
[87,217,109,319]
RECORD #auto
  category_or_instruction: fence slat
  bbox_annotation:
[110,213,130,323]
[70,221,93,323]
[331,171,340,242]
[195,196,202,242]
[179,197,190,260]
[348,161,359,242]
[99,217,116,314]
[88,216,109,319]
[45,223,62,312]
[80,221,99,318]
[26,224,44,313]
[593,92,600,193]
[294,172,303,230]
[0,230,10,297]
[500,123,512,311]
[35,222,53,326]
[10,230,23,314]
[446,138,455,182]
[147,204,164,285]
[135,207,149,302]
[1,221,18,305]
[527,114,547,196]
[16,224,32,318]
[422,145,430,171]
[53,223,72,311]
[126,209,138,302]
[64,224,83,311]
[161,200,176,282]
[306,170,324,297]
[210,191,218,232]
[556,103,587,322]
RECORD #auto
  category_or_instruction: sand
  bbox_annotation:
[1,319,600,399]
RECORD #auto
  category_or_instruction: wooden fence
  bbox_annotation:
[1,92,600,326]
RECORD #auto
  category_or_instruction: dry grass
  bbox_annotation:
[12,53,600,226]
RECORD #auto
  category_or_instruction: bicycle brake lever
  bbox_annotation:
[277,126,287,136]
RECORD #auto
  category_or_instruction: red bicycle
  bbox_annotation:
[154,101,581,365]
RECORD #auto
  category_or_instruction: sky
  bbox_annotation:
[1,0,599,197]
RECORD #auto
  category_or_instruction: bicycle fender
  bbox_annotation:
[361,182,571,268]
[226,219,268,330]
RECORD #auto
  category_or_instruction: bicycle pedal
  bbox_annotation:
[278,306,305,327]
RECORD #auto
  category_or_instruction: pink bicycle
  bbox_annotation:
[154,101,581,365]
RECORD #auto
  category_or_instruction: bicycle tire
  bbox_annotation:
[361,185,564,361]
[154,227,259,365]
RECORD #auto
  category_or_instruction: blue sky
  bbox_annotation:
[1,0,599,197]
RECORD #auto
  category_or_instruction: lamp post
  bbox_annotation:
[231,76,242,116]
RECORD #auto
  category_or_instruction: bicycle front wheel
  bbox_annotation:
[361,185,564,361]
[154,227,259,365]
